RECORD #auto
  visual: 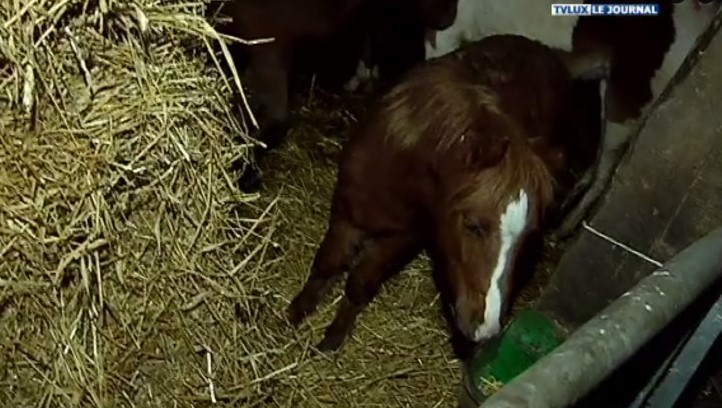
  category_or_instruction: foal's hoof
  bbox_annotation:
[286,301,308,328]
[236,164,263,193]
[316,333,345,353]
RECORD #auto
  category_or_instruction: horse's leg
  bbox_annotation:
[556,7,673,237]
[316,233,421,352]
[556,78,608,215]
[556,71,640,238]
[556,118,634,237]
[287,214,365,326]
[559,168,595,211]
[234,44,291,193]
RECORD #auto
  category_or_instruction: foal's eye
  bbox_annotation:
[464,222,487,238]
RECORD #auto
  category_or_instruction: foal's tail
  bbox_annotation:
[556,49,610,81]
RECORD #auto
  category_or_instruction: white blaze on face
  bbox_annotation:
[472,189,530,342]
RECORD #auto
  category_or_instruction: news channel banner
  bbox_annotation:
[551,1,714,16]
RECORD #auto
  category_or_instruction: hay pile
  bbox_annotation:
[0,0,464,406]
[0,0,277,404]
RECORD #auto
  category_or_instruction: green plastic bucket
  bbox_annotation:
[457,309,569,407]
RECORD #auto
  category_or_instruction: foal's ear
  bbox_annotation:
[529,137,566,174]
[464,133,510,170]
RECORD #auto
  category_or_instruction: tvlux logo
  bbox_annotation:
[670,0,714,3]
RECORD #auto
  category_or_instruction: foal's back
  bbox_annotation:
[348,35,574,154]
[446,35,574,143]
[336,35,576,229]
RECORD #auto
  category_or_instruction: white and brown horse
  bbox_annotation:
[349,0,720,237]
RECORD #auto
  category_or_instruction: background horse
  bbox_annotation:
[424,0,721,238]
[348,0,720,237]
[205,0,459,192]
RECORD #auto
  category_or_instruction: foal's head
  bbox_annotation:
[381,53,568,343]
[433,127,562,343]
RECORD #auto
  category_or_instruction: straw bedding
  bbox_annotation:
[0,1,561,406]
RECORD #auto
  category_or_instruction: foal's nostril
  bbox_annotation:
[454,313,477,340]
[454,313,501,343]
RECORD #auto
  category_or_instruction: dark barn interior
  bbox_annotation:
[1,0,721,407]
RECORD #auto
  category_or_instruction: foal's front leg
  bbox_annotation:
[287,215,364,326]
[317,234,421,352]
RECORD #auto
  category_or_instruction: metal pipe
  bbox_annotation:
[479,227,722,408]
[626,324,692,408]
[641,291,722,408]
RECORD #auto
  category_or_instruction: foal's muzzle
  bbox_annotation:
[452,302,499,343]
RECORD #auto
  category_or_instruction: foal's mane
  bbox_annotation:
[456,142,557,223]
[381,55,558,219]
[382,56,504,151]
